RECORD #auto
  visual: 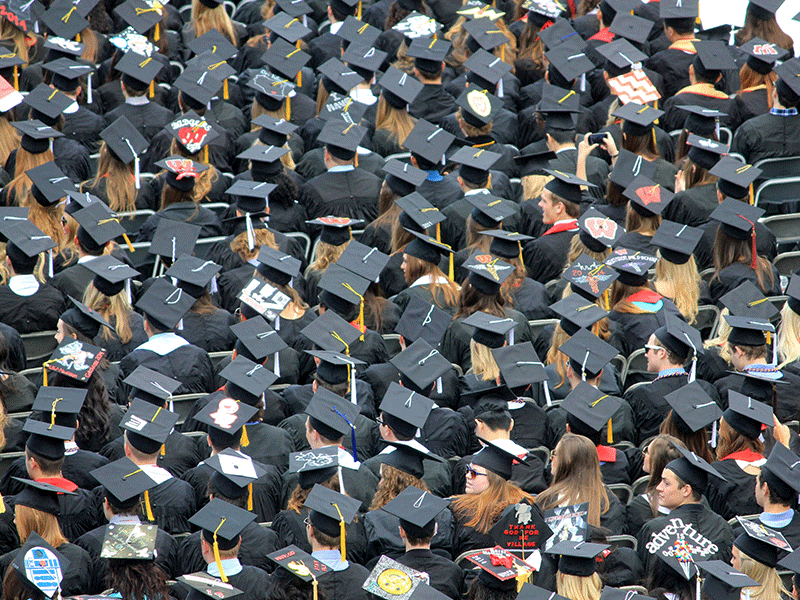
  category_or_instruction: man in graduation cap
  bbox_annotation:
[305,0,359,68]
[402,119,463,210]
[407,37,458,126]
[732,57,800,164]
[637,445,733,572]
[624,313,721,444]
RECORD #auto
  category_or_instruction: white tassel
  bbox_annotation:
[509,329,514,346]
[274,316,280,331]
[125,279,132,303]
[337,466,347,494]
[134,156,140,190]
[87,73,92,105]
[497,78,503,98]
[274,352,280,377]
[436,377,442,393]
[48,249,53,278]
[169,399,174,412]
[711,420,717,448]
[246,214,255,251]
[543,381,551,407]
[580,73,586,92]
[210,275,218,294]
[350,373,357,405]
[178,319,183,330]
[49,139,53,153]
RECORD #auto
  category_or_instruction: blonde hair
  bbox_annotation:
[23,196,66,252]
[15,505,68,548]
[86,142,137,213]
[557,573,602,600]
[83,284,135,345]
[705,307,732,364]
[8,147,55,205]
[230,228,277,261]
[0,115,19,167]
[251,98,290,126]
[470,339,500,381]
[375,95,415,147]
[565,234,609,268]
[306,239,350,275]
[654,253,700,324]
[522,175,552,203]
[252,137,295,170]
[737,549,789,600]
[778,302,800,367]
[0,20,35,64]
[191,0,238,45]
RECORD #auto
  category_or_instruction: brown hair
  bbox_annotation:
[454,278,505,319]
[287,472,340,513]
[83,283,135,345]
[106,560,170,600]
[626,203,660,234]
[644,435,685,517]
[369,463,429,510]
[736,7,794,52]
[610,280,658,315]
[738,65,776,110]
[716,417,764,460]
[450,471,533,533]
[15,505,68,548]
[0,20,36,64]
[659,410,714,463]
[712,229,775,293]
[23,195,66,252]
[0,114,19,168]
[307,239,350,275]
[169,139,218,203]
[402,254,460,309]
[622,131,659,160]
[230,228,277,261]
[8,147,55,206]
[86,142,137,213]
[375,95,415,147]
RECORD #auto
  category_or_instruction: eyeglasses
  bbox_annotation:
[644,344,664,353]
[465,465,488,478]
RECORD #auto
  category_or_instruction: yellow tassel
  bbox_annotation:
[160,444,165,456]
[296,69,301,88]
[518,241,524,271]
[449,253,454,281]
[49,398,61,429]
[602,289,610,311]
[501,45,504,63]
[436,223,441,242]
[286,98,291,121]
[312,578,318,600]
[357,0,361,18]
[332,503,346,562]
[12,66,17,91]
[354,154,358,167]
[149,80,154,98]
[651,128,656,149]
[42,367,48,387]
[201,146,208,164]
[123,233,134,252]
[749,183,754,205]
[223,79,229,100]
[144,489,154,521]
[0,493,6,514]
[516,570,529,592]
[241,424,250,447]
[213,519,228,583]
[154,22,160,41]
[247,483,253,511]
[75,32,80,42]
[607,419,613,444]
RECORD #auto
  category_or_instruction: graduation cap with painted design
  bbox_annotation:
[205,448,268,507]
[392,12,440,40]
[561,253,618,301]
[43,337,104,384]
[465,546,533,592]
[177,572,243,599]
[363,555,427,600]
[624,175,674,218]
[268,545,331,582]
[11,532,69,600]
[287,447,339,489]
[577,206,624,252]
[733,518,789,568]
[120,398,179,455]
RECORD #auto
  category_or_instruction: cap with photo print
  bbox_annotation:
[612,101,663,136]
[42,58,93,92]
[406,37,451,72]
[269,545,331,582]
[552,293,608,336]
[472,437,530,480]
[547,540,608,576]
[694,40,737,75]
[23,418,73,461]
[230,316,286,362]
[136,279,194,331]
[697,560,759,600]
[395,192,445,233]
[121,398,179,454]
[560,328,618,380]
[43,36,84,59]
[100,522,157,561]
[187,29,238,61]
[608,13,653,46]
[561,254,619,300]
[205,448,267,501]
[305,483,360,539]
[305,386,361,442]
[395,296,451,347]
[464,253,515,294]
[578,207,625,252]
[464,49,512,87]
[466,547,532,592]
[760,442,800,498]
[13,478,75,515]
[733,519,789,568]
[456,85,502,128]
[709,198,764,241]
[317,118,366,160]
[710,157,761,200]
[379,66,423,108]
[301,310,361,354]
[465,192,516,227]
[219,356,278,399]
[463,17,508,51]
[609,149,657,191]
[11,532,69,600]
[624,176,674,218]
[392,12,439,39]
[27,161,73,207]
[650,220,703,265]
[84,254,139,296]
[101,116,148,165]
[380,439,444,478]
[514,140,557,177]
[382,485,449,535]
[191,499,256,581]
[538,18,584,50]
[463,311,516,349]
[390,338,452,391]
[660,0,697,18]
[13,120,63,154]
[545,44,594,82]
[492,342,547,390]
[115,0,163,33]
[262,37,311,79]
[604,247,658,286]
[686,134,728,170]
[664,381,721,433]
[562,381,622,440]
[666,443,724,495]
[288,447,339,488]
[43,337,104,383]
[165,110,219,155]
[384,158,427,197]
[265,12,312,44]
[60,296,112,340]
[544,169,593,204]
[342,43,387,80]
[115,50,164,90]
[723,390,773,439]
[403,119,455,165]
[679,104,727,138]
[123,365,181,406]
[336,16,380,48]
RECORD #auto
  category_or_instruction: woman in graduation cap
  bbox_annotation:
[371,67,419,158]
[303,217,359,307]
[729,39,787,130]
[668,136,727,226]
[731,523,790,600]
[0,17,43,66]
[182,0,243,50]
[2,125,57,210]
[395,230,461,314]
[735,0,794,52]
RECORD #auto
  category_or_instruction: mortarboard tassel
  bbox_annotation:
[12,66,17,91]
[331,503,347,562]
[247,483,253,511]
[241,423,250,447]
[48,249,54,278]
[223,79,229,100]
[436,377,442,393]
[711,420,717,447]
[154,22,160,41]
[435,222,441,242]
[160,444,166,455]
[213,518,228,582]
[449,252,454,281]
[245,213,255,251]
[518,241,524,271]
[143,489,155,520]
[349,361,356,405]
[86,73,92,104]
[149,80,154,98]
[286,97,291,121]
[312,574,318,600]
[203,145,209,164]
[0,493,5,513]
[357,0,361,18]
[134,156,140,189]
[749,183,754,205]
[607,419,613,444]
[274,352,280,378]
[332,405,358,462]
[42,365,48,387]
[543,381,551,407]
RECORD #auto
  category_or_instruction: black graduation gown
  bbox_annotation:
[644,41,700,100]
[0,282,67,334]
[731,110,800,165]
[548,148,611,201]
[300,167,382,223]
[63,105,106,153]
[392,284,459,317]
[637,502,733,572]
[705,455,762,521]
[523,228,578,284]
[75,523,178,587]
[99,431,203,478]
[663,184,719,227]
[231,421,295,473]
[92,312,149,365]
[0,542,92,597]
[363,507,456,562]
[624,374,722,445]
[119,340,216,396]
[659,84,735,133]
[607,296,683,358]
[728,87,769,132]
[180,461,283,523]
[417,173,464,211]
[306,31,342,69]
[178,309,237,353]
[731,512,800,559]
[318,563,371,600]
[281,380,376,420]
[358,358,464,413]
[0,324,26,373]
[626,493,660,538]
[694,220,777,272]
[716,368,800,423]
[507,278,555,321]
[396,549,465,599]
[176,521,281,576]
[136,203,224,241]
[174,565,272,600]
[101,96,175,142]
[452,452,548,495]
[408,84,457,126]
[440,309,532,373]
[359,221,392,256]
[362,452,453,498]
[270,507,369,566]
[0,373,36,414]
[50,262,98,301]
[708,262,782,306]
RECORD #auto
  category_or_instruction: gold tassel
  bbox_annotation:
[0,493,6,514]
[501,45,504,63]
[154,22,160,41]
[436,223,441,242]
[449,253,454,281]
[516,570,529,592]
[357,0,361,18]
[332,503,346,562]
[223,79,229,100]
[749,183,754,205]
[241,424,250,447]
[12,66,17,91]
[123,233,134,252]
[144,489,155,521]
[49,398,61,429]
[286,98,291,121]
[75,32,80,42]
[42,367,48,387]
[607,419,613,444]
[247,483,253,511]
[651,128,656,149]
[296,70,302,88]
[312,578,318,600]
[160,444,165,456]
[518,241,524,271]
[354,153,358,167]
[213,519,228,582]
[149,80,154,98]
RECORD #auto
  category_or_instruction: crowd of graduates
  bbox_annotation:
[0,0,798,595]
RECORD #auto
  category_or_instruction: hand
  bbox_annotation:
[773,414,791,448]
[603,133,618,159]
[577,133,597,159]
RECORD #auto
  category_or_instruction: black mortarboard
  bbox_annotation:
[679,104,726,137]
[164,110,219,155]
[254,246,299,287]
[204,448,266,496]
[379,381,433,435]
[538,83,581,131]
[337,240,390,282]
[481,230,532,261]
[514,140,557,177]
[248,69,296,108]
[268,545,331,581]
[60,297,112,341]
[463,311,516,348]
[761,442,800,498]
[84,255,139,297]
[492,342,547,391]
[318,58,362,95]
[101,116,148,166]
[304,483,360,538]
[466,547,533,592]
[660,0,697,18]
[265,12,312,43]
[390,338,451,392]
[72,203,121,251]
[464,48,512,87]
[288,447,339,489]
[262,38,311,80]
[544,169,592,204]
[253,114,297,147]
[406,37,451,72]
[405,229,454,265]
[453,145,501,185]
[43,337,104,383]
[115,50,163,90]
[665,381,721,434]
[456,85,502,129]
[115,0,163,33]
[328,0,359,17]
[148,219,201,261]
[694,40,737,75]
[230,316,286,362]
[624,175,674,218]
[383,159,427,197]
[403,119,455,166]
[545,44,594,82]
[100,522,157,561]
[710,157,761,200]
[219,355,278,399]
[305,386,361,444]
[0,217,54,270]
[651,220,703,264]
[318,264,369,310]
[465,192,516,227]
[560,328,618,379]
[187,29,238,61]
[562,381,622,440]
[609,13,653,45]
[379,439,443,479]
[165,254,221,296]
[306,350,363,390]
[178,572,244,599]
[463,253,515,295]
[41,58,93,92]
[23,418,73,460]
[723,390,772,438]
[709,198,764,241]
[786,274,800,316]
[603,247,658,286]
[577,206,625,252]
[379,66,423,108]
[382,485,449,534]
[11,532,69,599]
[518,585,572,600]
[561,253,618,301]
[92,456,156,508]
[609,149,658,190]
[225,180,274,217]
[190,499,256,568]
[317,93,368,126]
[686,134,728,170]
[612,101,663,136]
[394,192,445,232]
[551,293,608,336]
[395,296,451,347]
[720,281,779,322]
[31,385,85,428]
[301,310,361,354]
[26,161,73,206]
[342,43,387,80]
[174,67,222,109]
[698,560,759,600]
[121,398,179,454]
[538,18,584,50]
[725,314,774,347]
[741,37,787,76]
[136,278,194,331]
[733,519,789,567]
[336,16,380,48]
[472,437,530,480]
[547,541,608,576]
[123,365,180,406]
[597,37,648,75]
[463,17,508,51]
[666,444,723,494]
[317,118,366,160]
[14,478,75,515]
[779,546,800,576]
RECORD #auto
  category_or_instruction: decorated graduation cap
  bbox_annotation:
[603,247,658,287]
[664,381,721,435]
[465,191,516,228]
[395,192,445,236]
[466,546,533,592]
[733,518,790,568]
[561,253,618,302]
[518,585,572,600]
[11,532,69,599]
[115,49,164,92]
[268,544,331,590]
[101,522,157,561]
[136,278,195,331]
[403,118,455,167]
[194,395,259,449]
[665,443,724,494]
[395,296,451,348]
[463,310,516,348]
[91,456,157,510]
[740,37,788,76]
[722,390,772,439]
[179,572,244,600]
[463,253,515,296]
[42,337,104,385]
[190,499,256,582]
[651,220,703,265]
[547,540,609,576]
[121,398,179,455]
[165,110,219,162]
[624,175,674,218]
[363,555,426,599]
[154,156,209,193]
[392,12,439,41]
[305,387,361,461]
[390,338,451,394]
[288,446,340,489]
[577,207,624,252]
[380,439,444,479]
[609,149,657,190]
[559,328,618,380]
[697,560,760,600]
[382,485,449,538]
[551,293,608,336]
[100,115,148,188]
[307,216,362,246]
[305,484,360,560]
[14,478,75,516]
[406,37,451,73]
[710,157,761,202]
[612,101,663,137]
[472,436,529,480]
[543,169,592,204]
[562,381,621,443]
[379,66,423,108]
[383,159,427,197]
[149,215,201,263]
[379,381,433,438]
[686,134,728,170]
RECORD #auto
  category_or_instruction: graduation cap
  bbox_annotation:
[115,0,163,34]
[287,446,339,489]
[91,456,157,512]
[719,283,778,327]
[404,230,454,273]
[491,341,548,394]
[394,192,445,237]
[1,218,55,275]
[709,197,764,241]
[481,230,532,264]
[100,523,157,561]
[342,43,387,80]
[458,0,506,20]
[230,317,285,364]
[392,12,439,40]
[537,84,581,131]
[660,0,697,18]
[318,263,369,315]
[72,203,125,253]
[42,337,104,385]
[774,58,800,99]
[187,29,238,61]
[456,85,502,129]
[655,312,703,372]
[379,439,443,479]
[379,380,433,436]
[383,159,427,197]
[462,310,516,349]
[518,585,572,600]
[561,253,618,301]
[123,366,180,408]
[522,0,565,20]
[609,149,657,192]
[624,175,674,218]
[317,93,369,126]
[612,101,663,136]
[219,356,278,401]
[101,115,148,183]
[11,532,69,599]
[59,297,112,341]
[463,17,508,52]
[463,253,515,295]
[13,478,75,516]
[31,385,86,428]
[679,104,727,138]
[155,156,209,194]
[108,29,157,57]
[165,254,221,297]
[41,58,93,94]
[650,220,703,265]
[403,119,455,166]
[121,398,179,455]
[546,540,609,576]
[253,114,297,147]
[43,36,84,59]
[304,387,361,459]
[135,278,195,331]
[318,58,362,95]
[301,310,360,355]
[174,66,223,108]
[164,110,219,156]
[115,49,164,91]
[262,37,311,80]
[487,499,551,553]
[464,48,512,91]
[265,12,312,44]
[543,169,593,204]
[406,37,451,72]
[786,273,800,316]
[694,40,737,77]
[394,296,451,348]
[178,572,244,600]
[205,448,267,505]
[452,146,501,186]
[337,240,390,283]
[545,44,593,84]
[26,161,74,207]
[722,390,772,439]
[363,555,427,600]
[596,38,648,77]
[382,485,449,537]
[252,246,299,289]
[248,70,294,110]
[577,207,624,252]
[379,66,423,109]
[23,418,73,460]
[190,499,256,582]
[686,134,728,170]
[608,13,653,46]
[514,140,557,178]
[697,560,760,600]
[561,381,622,442]
[40,0,88,40]
[551,293,608,337]
[733,518,790,567]
[336,16,380,48]
[710,157,761,201]
[559,328,618,380]
[390,338,451,393]
[305,350,364,405]
[664,381,721,435]
[465,547,534,592]
[83,254,139,297]
[665,443,724,495]
[749,0,784,17]
[0,207,28,244]
[603,247,658,286]
[472,436,530,480]
[305,484,360,559]
[761,442,800,499]
[465,191,516,228]
[13,119,63,154]
[317,118,366,160]
[268,545,331,582]
[538,18,584,50]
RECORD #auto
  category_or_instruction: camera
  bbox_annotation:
[588,133,607,145]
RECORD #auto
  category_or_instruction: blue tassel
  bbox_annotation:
[333,406,358,463]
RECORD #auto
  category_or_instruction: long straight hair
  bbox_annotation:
[711,230,774,293]
[86,142,137,213]
[403,254,459,309]
[191,0,238,45]
[450,471,533,533]
[83,283,135,345]
[654,254,700,324]
[777,303,800,367]
[375,96,415,146]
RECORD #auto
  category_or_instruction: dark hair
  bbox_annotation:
[106,559,170,600]
[49,370,111,453]
[712,229,775,293]
[26,450,64,476]
[476,408,512,431]
[0,332,18,410]
[757,470,797,507]
[207,479,248,509]
[3,565,46,600]
[546,129,575,145]
[664,17,695,34]
[466,577,517,600]
[454,279,506,319]
[264,171,300,209]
